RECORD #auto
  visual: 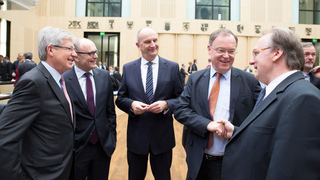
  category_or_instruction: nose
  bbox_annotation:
[222,52,230,58]
[249,57,255,65]
[71,51,78,57]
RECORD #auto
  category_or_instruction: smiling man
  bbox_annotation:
[116,27,183,180]
[0,26,76,179]
[63,38,116,180]
[174,28,261,180]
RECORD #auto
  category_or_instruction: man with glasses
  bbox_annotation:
[174,28,261,180]
[218,27,320,180]
[0,26,76,179]
[63,38,116,180]
[301,42,320,89]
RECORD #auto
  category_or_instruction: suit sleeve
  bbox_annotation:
[116,64,135,115]
[0,78,41,179]
[174,75,212,138]
[266,93,320,179]
[164,63,184,116]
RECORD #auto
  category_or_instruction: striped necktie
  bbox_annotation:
[146,62,153,104]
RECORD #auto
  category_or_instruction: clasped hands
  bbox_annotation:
[131,100,168,115]
[207,119,234,138]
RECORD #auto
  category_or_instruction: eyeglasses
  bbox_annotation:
[76,50,99,57]
[252,47,271,58]
[52,45,75,52]
[213,48,237,56]
[304,53,316,57]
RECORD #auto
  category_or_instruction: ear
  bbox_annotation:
[272,48,283,62]
[207,45,211,55]
[47,45,54,57]
[136,42,140,50]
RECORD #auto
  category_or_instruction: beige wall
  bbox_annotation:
[0,0,320,71]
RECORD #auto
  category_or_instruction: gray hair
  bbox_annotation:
[24,52,33,60]
[209,28,238,47]
[301,42,314,48]
[263,27,304,70]
[38,26,75,61]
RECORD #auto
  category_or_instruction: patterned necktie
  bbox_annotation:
[60,77,73,123]
[207,73,222,150]
[254,87,266,109]
[146,62,154,104]
[84,72,99,144]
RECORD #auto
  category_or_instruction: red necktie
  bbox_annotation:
[84,72,99,144]
[206,73,222,149]
[60,77,73,123]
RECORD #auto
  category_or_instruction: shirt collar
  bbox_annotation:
[265,70,298,98]
[141,55,159,65]
[41,61,62,84]
[210,66,231,80]
[74,65,94,80]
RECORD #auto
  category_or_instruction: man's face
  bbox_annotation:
[18,53,24,60]
[136,29,159,61]
[249,34,274,85]
[208,34,236,74]
[303,46,316,71]
[75,40,98,72]
[51,39,77,74]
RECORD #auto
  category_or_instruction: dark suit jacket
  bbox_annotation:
[18,60,37,79]
[174,67,261,180]
[0,62,75,180]
[63,67,117,157]
[2,61,12,81]
[309,71,320,90]
[116,56,184,155]
[192,63,197,72]
[222,72,320,180]
[188,66,192,74]
[180,67,188,85]
[112,71,122,83]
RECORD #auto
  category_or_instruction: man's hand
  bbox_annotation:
[312,66,320,79]
[131,101,149,115]
[147,100,168,114]
[207,121,225,138]
[217,119,234,138]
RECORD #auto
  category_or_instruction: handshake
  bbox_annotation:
[207,119,235,138]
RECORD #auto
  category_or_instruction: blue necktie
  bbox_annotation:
[146,62,154,104]
[254,88,266,109]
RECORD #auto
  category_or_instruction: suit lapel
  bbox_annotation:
[38,62,73,123]
[68,67,93,116]
[199,69,211,118]
[133,59,147,102]
[229,72,304,141]
[92,68,101,116]
[229,67,240,123]
[154,57,167,100]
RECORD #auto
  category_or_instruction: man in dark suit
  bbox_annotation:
[17,52,37,79]
[116,27,184,180]
[219,27,320,179]
[63,38,116,180]
[301,42,320,89]
[174,28,261,180]
[0,26,77,180]
[180,63,188,85]
[2,56,12,81]
[192,59,198,72]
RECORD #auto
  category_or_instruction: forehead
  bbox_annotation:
[255,34,271,48]
[303,46,316,52]
[139,29,158,41]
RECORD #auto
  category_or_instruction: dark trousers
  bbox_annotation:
[75,142,111,180]
[195,155,223,180]
[127,149,172,180]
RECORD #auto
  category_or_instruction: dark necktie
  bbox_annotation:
[84,72,98,144]
[254,87,266,109]
[207,73,222,150]
[60,77,73,123]
[146,62,154,104]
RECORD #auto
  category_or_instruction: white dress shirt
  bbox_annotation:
[141,55,159,94]
[205,67,231,156]
[74,65,96,105]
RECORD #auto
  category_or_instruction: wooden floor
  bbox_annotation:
[109,113,188,180]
